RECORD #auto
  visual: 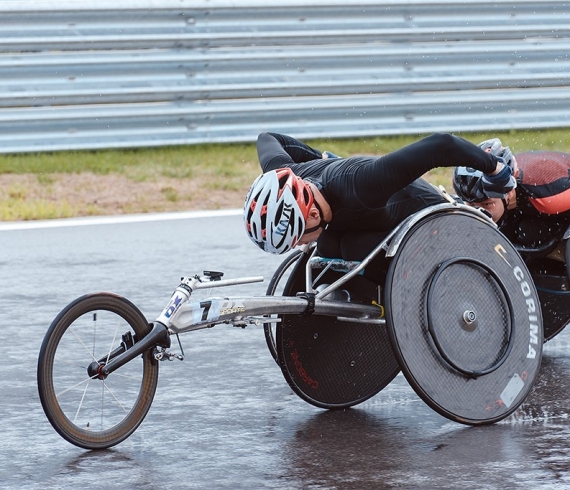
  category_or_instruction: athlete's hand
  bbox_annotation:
[478,138,503,155]
[478,138,517,175]
[481,158,517,198]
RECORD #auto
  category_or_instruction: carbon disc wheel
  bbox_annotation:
[277,252,400,409]
[385,211,543,425]
[425,257,514,377]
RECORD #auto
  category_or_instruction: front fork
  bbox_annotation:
[87,275,220,380]
[87,321,170,379]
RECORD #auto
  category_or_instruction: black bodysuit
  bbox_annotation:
[256,132,499,261]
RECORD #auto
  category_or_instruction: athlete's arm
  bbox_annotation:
[257,132,323,172]
[353,133,501,207]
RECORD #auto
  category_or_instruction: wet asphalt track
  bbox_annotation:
[2,211,570,489]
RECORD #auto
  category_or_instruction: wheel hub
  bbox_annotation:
[87,361,107,380]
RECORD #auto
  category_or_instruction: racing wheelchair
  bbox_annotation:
[511,229,570,342]
[37,201,544,449]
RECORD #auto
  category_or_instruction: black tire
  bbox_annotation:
[527,255,570,341]
[264,249,303,362]
[37,293,159,449]
[565,238,570,282]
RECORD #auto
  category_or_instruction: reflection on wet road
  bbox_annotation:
[2,212,570,489]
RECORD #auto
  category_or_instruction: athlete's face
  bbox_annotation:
[296,229,323,246]
[296,209,325,246]
[467,198,505,223]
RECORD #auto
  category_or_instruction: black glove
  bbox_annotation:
[478,138,503,154]
[478,138,516,171]
[481,158,517,198]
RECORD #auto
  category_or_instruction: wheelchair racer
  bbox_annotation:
[243,132,513,264]
[453,140,570,253]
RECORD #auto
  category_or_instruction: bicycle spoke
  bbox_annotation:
[73,378,91,424]
[53,356,88,370]
[99,382,104,430]
[56,373,97,398]
[111,370,144,382]
[102,380,131,415]
[105,321,121,364]
[70,327,99,364]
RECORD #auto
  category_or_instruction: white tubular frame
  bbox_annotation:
[155,202,492,336]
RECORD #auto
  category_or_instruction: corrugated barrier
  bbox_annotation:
[0,0,569,152]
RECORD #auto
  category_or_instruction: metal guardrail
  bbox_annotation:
[0,0,569,153]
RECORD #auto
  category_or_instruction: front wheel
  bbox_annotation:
[37,293,159,449]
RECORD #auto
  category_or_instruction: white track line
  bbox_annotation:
[0,209,242,231]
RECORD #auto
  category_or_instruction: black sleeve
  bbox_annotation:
[256,132,323,172]
[353,133,500,207]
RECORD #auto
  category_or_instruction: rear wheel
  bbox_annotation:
[37,293,159,449]
[385,211,542,425]
[276,252,400,409]
[264,250,303,362]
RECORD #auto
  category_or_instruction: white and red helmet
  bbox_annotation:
[244,168,313,254]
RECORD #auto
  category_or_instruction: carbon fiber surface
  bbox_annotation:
[426,259,511,375]
[277,253,399,409]
[385,211,543,424]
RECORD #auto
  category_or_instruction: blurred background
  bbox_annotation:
[1,0,569,154]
